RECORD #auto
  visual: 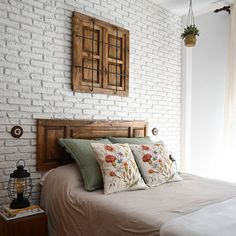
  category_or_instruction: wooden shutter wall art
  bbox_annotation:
[72,12,129,96]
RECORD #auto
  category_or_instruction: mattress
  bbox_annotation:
[40,164,236,236]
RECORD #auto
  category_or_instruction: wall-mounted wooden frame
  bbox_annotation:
[72,12,130,96]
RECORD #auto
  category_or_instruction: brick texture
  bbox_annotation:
[0,0,182,205]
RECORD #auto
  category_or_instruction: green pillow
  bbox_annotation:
[108,136,154,144]
[59,138,112,191]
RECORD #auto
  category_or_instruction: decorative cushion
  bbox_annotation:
[130,142,181,187]
[91,143,148,194]
[108,136,154,144]
[59,138,112,191]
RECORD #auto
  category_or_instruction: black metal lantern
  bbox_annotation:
[8,159,32,209]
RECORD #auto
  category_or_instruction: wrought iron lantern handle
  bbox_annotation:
[16,159,25,168]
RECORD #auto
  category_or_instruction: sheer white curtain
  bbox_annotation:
[224,1,236,181]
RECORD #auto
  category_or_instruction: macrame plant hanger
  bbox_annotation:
[187,0,195,26]
[182,0,199,47]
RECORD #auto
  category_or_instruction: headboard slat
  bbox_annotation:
[37,119,148,171]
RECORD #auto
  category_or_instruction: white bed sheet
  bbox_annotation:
[160,197,236,236]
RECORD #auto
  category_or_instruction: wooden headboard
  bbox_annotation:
[37,119,148,171]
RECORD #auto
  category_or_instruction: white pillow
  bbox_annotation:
[40,168,55,186]
[39,163,83,188]
[91,143,148,194]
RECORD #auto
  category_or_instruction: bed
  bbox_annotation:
[37,119,236,236]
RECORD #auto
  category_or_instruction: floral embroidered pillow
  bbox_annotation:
[130,143,181,187]
[91,143,148,194]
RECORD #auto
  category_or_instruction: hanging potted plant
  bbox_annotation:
[182,0,200,47]
[181,25,200,47]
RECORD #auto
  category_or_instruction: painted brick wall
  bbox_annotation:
[0,0,182,205]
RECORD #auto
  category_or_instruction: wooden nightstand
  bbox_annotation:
[0,212,48,236]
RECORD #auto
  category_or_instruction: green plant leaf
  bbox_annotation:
[181,24,200,39]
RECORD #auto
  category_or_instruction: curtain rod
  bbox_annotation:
[214,5,231,14]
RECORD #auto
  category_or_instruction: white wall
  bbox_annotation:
[182,11,230,178]
[0,0,182,205]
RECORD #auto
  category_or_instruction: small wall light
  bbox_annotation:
[152,127,158,136]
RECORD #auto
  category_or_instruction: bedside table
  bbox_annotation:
[0,212,48,236]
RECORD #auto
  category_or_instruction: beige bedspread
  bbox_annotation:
[40,164,236,236]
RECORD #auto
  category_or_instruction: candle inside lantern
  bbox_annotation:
[15,178,26,194]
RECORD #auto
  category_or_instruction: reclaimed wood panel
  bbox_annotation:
[37,119,148,171]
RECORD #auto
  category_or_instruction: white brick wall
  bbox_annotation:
[0,0,182,205]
